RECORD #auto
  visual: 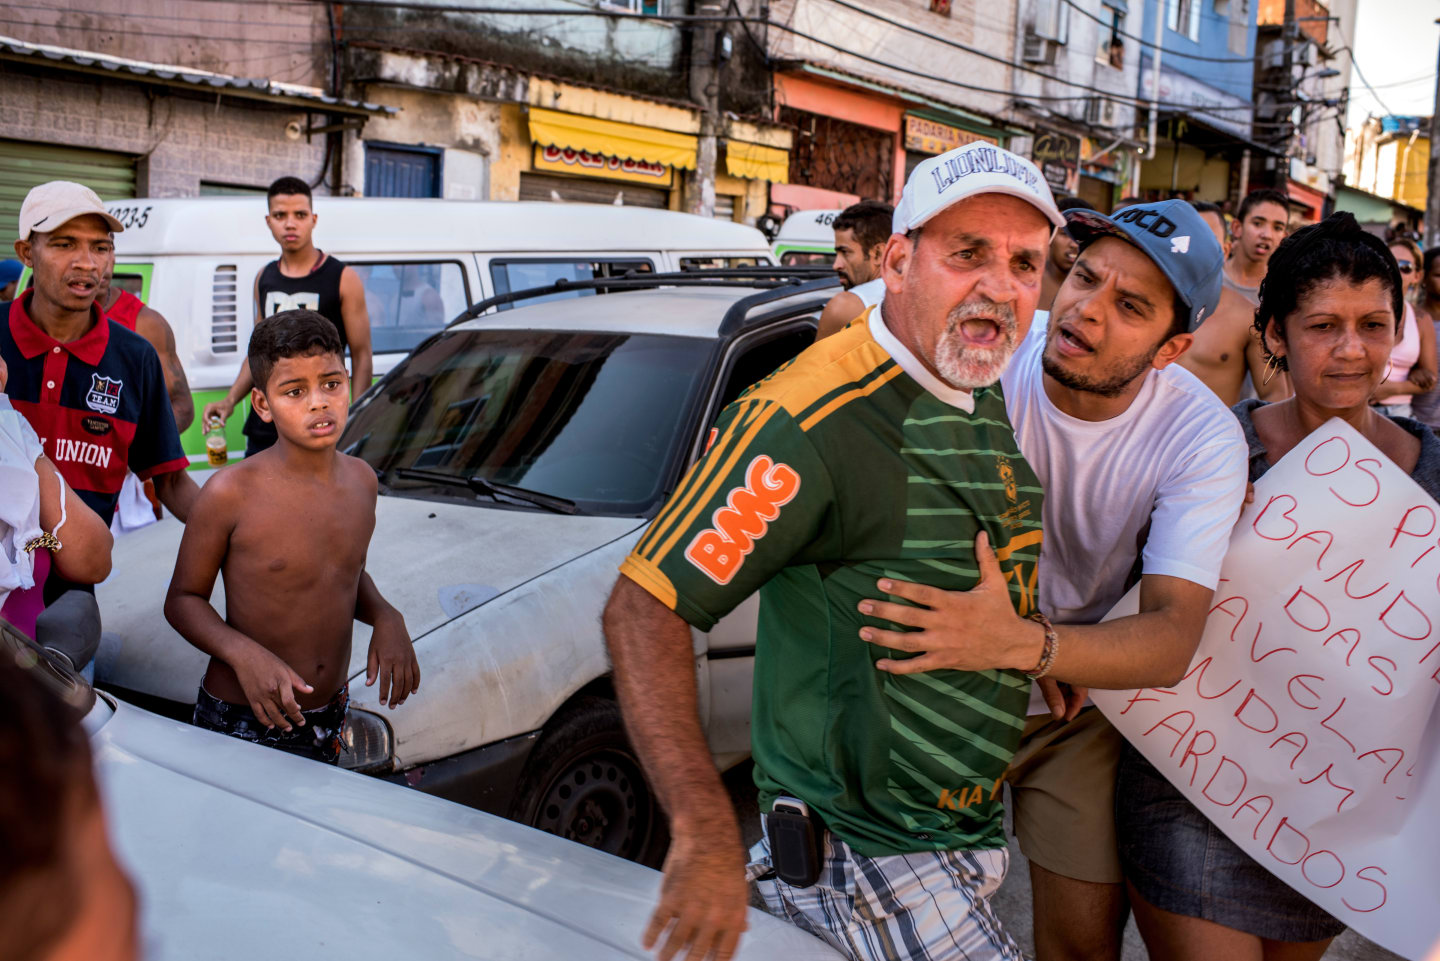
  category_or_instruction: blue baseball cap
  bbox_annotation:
[1063,199,1224,332]
[0,259,22,289]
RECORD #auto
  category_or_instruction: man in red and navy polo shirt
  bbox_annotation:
[3,182,197,550]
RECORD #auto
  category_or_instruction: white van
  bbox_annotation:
[104,197,774,460]
[771,208,843,265]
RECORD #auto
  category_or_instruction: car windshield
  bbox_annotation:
[343,328,712,515]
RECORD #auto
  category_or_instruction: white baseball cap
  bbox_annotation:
[18,181,124,240]
[893,141,1065,234]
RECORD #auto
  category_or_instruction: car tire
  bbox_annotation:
[510,695,670,868]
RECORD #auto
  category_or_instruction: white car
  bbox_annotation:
[6,622,841,961]
[96,272,838,865]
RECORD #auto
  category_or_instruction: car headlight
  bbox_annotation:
[340,707,394,774]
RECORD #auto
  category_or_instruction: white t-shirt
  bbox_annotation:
[851,277,886,310]
[1001,315,1249,714]
[0,396,47,611]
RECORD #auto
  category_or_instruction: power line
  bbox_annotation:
[1060,0,1256,64]
[1334,20,1396,118]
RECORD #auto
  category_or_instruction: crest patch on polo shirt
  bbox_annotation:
[86,373,123,414]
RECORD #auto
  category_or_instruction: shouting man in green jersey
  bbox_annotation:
[604,141,1065,961]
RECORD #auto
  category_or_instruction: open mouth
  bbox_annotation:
[308,418,336,434]
[957,316,1002,347]
[66,277,97,296]
[1055,322,1095,355]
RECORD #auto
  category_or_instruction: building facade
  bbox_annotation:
[1132,0,1265,211]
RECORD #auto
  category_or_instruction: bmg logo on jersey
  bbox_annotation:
[685,455,801,585]
[85,374,123,415]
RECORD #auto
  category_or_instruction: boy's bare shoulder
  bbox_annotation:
[194,459,264,507]
[338,452,379,497]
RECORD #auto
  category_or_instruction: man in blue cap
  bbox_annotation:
[857,199,1249,961]
[0,260,23,302]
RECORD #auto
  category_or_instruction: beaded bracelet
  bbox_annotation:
[1025,611,1059,680]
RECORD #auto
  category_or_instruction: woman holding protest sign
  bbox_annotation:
[1116,212,1440,960]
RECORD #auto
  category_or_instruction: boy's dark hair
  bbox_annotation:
[248,309,344,391]
[1253,212,1403,371]
[832,200,894,254]
[1238,188,1290,223]
[1190,200,1223,216]
[1114,196,1144,209]
[1056,196,1094,213]
[0,634,96,961]
[267,176,313,206]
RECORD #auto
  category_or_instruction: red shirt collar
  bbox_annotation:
[8,292,109,365]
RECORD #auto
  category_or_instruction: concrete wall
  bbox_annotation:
[1011,0,1140,136]
[768,0,1015,122]
[1,0,329,88]
[347,85,502,199]
[0,67,329,197]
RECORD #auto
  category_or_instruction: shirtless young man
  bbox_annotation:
[1179,189,1291,403]
[165,310,417,763]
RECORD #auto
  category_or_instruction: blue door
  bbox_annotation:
[365,144,441,197]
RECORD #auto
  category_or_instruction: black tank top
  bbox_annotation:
[243,253,349,449]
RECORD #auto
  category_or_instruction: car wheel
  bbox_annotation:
[511,696,669,867]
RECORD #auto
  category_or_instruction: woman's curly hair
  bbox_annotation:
[1253,212,1403,372]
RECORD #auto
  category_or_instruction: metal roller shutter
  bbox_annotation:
[0,139,136,249]
[519,171,668,208]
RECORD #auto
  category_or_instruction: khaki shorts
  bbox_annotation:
[1005,705,1125,885]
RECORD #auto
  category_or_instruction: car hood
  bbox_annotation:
[96,696,840,961]
[360,494,643,638]
[96,495,643,697]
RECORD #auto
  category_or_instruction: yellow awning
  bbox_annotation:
[726,141,790,183]
[528,107,698,171]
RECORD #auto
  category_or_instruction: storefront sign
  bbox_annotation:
[904,115,996,155]
[1094,419,1440,961]
[1032,130,1080,193]
[533,145,674,187]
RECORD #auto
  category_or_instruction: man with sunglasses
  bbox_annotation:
[1178,188,1292,404]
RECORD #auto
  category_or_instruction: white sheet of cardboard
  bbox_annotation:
[1093,418,1440,959]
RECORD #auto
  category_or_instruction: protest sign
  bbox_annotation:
[1093,418,1440,960]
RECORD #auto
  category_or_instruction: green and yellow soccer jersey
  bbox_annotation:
[619,308,1044,856]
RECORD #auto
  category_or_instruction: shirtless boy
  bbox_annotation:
[1179,189,1292,403]
[165,310,418,763]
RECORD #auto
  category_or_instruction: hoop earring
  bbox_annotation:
[1262,354,1283,387]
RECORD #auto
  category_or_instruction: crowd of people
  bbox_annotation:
[1,143,1437,961]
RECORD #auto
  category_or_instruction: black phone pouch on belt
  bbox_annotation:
[763,800,824,888]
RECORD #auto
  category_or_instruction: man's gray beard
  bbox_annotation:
[932,302,1020,389]
[1041,341,1159,397]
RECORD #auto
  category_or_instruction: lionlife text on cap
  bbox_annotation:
[893,141,1066,235]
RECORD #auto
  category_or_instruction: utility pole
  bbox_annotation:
[686,0,725,218]
[1426,19,1440,247]
[1277,0,1296,190]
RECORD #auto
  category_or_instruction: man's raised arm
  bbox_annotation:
[603,575,749,961]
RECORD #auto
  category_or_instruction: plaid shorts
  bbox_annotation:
[749,830,1022,961]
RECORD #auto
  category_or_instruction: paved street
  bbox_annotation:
[726,761,1402,961]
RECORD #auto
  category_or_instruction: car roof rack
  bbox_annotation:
[446,265,840,329]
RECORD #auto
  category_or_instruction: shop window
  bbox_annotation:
[1167,0,1201,41]
[1096,4,1125,69]
[350,260,470,354]
[779,107,894,202]
[488,258,655,310]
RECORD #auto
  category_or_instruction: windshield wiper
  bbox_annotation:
[393,467,578,514]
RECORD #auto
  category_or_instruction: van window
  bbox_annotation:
[351,261,470,355]
[678,256,769,270]
[489,258,654,310]
[716,327,816,410]
[780,251,833,266]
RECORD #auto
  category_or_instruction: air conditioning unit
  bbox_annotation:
[1023,31,1060,64]
[1086,97,1118,126]
[1260,37,1285,70]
